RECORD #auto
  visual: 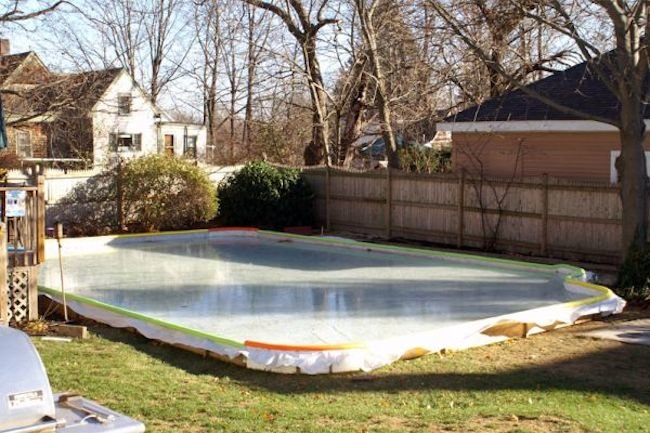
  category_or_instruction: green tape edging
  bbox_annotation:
[39,285,246,350]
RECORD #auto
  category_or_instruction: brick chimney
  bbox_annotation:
[0,39,10,56]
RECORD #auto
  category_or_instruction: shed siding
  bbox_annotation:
[452,131,650,181]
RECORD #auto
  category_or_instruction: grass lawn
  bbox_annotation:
[33,310,649,433]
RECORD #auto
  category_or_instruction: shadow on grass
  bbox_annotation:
[90,324,650,406]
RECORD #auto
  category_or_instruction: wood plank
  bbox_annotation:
[28,266,38,321]
[36,175,45,264]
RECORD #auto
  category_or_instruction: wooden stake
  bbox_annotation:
[55,222,68,322]
[0,223,8,325]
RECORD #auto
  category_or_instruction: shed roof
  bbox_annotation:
[449,53,650,124]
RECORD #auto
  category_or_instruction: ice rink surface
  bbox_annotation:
[40,236,583,345]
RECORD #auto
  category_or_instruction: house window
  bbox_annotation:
[15,130,32,157]
[118,94,132,116]
[184,135,197,157]
[110,133,142,152]
[610,150,650,184]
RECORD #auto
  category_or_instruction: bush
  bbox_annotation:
[399,146,452,174]
[49,155,217,235]
[120,155,217,231]
[217,161,313,229]
[616,247,650,301]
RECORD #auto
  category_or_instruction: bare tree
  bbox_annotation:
[422,0,568,112]
[430,0,649,259]
[333,0,437,168]
[192,0,222,160]
[0,1,66,23]
[38,0,191,104]
[145,0,191,103]
[80,0,144,78]
[242,4,270,156]
[244,0,338,166]
[353,0,399,168]
[220,2,244,161]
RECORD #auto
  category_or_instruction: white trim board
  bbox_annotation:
[609,150,650,184]
[436,120,643,133]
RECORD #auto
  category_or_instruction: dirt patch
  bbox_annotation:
[428,415,586,433]
[444,308,650,395]
[364,415,432,432]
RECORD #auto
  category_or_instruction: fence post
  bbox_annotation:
[457,169,465,248]
[36,175,45,264]
[325,165,331,232]
[541,173,549,256]
[0,223,7,325]
[385,167,392,239]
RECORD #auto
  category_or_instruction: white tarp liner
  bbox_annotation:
[40,230,625,374]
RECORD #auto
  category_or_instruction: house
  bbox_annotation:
[0,39,206,166]
[437,54,650,183]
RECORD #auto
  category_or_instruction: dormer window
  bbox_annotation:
[118,93,131,115]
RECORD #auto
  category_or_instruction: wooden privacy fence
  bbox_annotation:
[303,167,650,264]
[0,170,46,325]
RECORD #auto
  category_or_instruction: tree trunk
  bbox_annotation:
[360,5,399,169]
[302,36,330,166]
[618,112,648,259]
[340,69,368,166]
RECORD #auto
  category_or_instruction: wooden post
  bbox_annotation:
[325,165,331,232]
[541,173,549,256]
[385,167,392,239]
[457,170,465,248]
[0,223,8,325]
[28,267,38,321]
[36,175,45,264]
[116,159,124,230]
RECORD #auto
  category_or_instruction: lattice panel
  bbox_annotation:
[6,267,34,323]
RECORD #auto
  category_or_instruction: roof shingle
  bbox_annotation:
[449,54,648,123]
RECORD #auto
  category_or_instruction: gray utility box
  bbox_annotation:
[0,326,145,433]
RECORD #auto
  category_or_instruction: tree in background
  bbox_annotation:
[0,1,65,24]
[244,0,338,166]
[37,0,192,105]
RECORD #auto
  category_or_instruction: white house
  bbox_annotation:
[91,69,207,165]
[0,41,207,166]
